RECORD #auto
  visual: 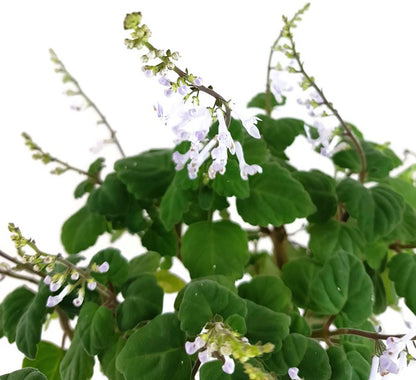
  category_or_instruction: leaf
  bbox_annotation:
[155,270,186,293]
[128,251,161,279]
[114,149,175,200]
[337,179,405,242]
[90,248,129,288]
[388,253,416,314]
[236,163,315,226]
[74,179,95,199]
[178,279,247,336]
[159,171,193,230]
[1,287,35,343]
[327,346,370,380]
[200,360,248,379]
[381,177,416,208]
[98,336,126,380]
[256,116,305,159]
[293,170,338,223]
[247,92,280,110]
[282,251,373,324]
[61,206,107,254]
[22,341,65,380]
[141,220,177,257]
[212,158,250,199]
[0,368,47,380]
[116,313,191,380]
[242,130,270,165]
[77,302,115,355]
[308,220,365,262]
[59,331,94,380]
[265,334,331,379]
[244,300,290,350]
[181,220,249,280]
[87,157,105,176]
[238,275,292,313]
[364,241,388,271]
[16,284,49,359]
[116,273,163,331]
[87,173,131,217]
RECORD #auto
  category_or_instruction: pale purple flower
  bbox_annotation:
[70,271,80,281]
[235,141,262,180]
[222,355,235,374]
[164,88,174,97]
[185,336,206,355]
[72,289,84,307]
[194,77,203,86]
[90,140,104,154]
[142,66,153,77]
[46,284,71,307]
[216,109,235,154]
[87,281,97,291]
[241,116,261,139]
[288,367,301,380]
[158,76,170,86]
[270,69,293,103]
[49,277,63,292]
[178,85,190,96]
[43,275,52,285]
[97,261,110,273]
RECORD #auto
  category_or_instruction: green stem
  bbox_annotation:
[284,22,367,182]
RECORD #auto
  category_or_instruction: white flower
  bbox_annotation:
[230,103,261,139]
[216,109,235,154]
[46,284,72,307]
[87,280,97,291]
[304,121,345,157]
[70,271,80,281]
[222,355,235,374]
[185,336,206,355]
[234,141,262,180]
[97,261,110,273]
[43,275,52,285]
[49,277,63,292]
[90,140,104,154]
[193,77,203,86]
[270,69,293,103]
[288,367,302,380]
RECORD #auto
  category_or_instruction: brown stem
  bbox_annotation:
[191,358,201,379]
[389,242,416,253]
[0,248,44,277]
[311,327,411,342]
[260,226,288,269]
[0,269,39,285]
[56,306,74,343]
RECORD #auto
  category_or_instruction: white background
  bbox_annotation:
[1,0,416,377]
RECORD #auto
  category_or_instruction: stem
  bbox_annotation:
[260,226,288,269]
[311,327,411,342]
[190,358,201,379]
[0,269,39,285]
[0,248,43,277]
[265,3,311,116]
[284,23,367,182]
[50,49,126,158]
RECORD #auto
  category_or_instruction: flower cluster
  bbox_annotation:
[369,326,416,378]
[185,321,274,377]
[44,260,109,308]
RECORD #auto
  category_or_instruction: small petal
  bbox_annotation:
[73,297,83,307]
[158,76,170,86]
[369,356,379,380]
[87,281,97,291]
[43,275,52,285]
[98,261,110,273]
[288,367,301,380]
[185,337,205,355]
[46,295,60,308]
[178,85,190,96]
[70,271,80,281]
[222,355,235,374]
[194,77,203,86]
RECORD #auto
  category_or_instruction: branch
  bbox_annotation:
[0,269,39,285]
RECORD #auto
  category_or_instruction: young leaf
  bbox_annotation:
[77,302,115,356]
[114,149,175,200]
[1,287,35,343]
[155,270,186,293]
[116,273,163,331]
[238,275,292,313]
[22,341,65,380]
[116,313,191,380]
[178,279,247,336]
[90,248,129,288]
[59,331,94,380]
[236,162,315,226]
[16,284,50,359]
[181,220,249,280]
[61,206,106,254]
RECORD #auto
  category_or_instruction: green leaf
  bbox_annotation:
[116,273,163,331]
[61,206,107,254]
[256,116,305,159]
[381,177,416,208]
[22,341,65,380]
[77,302,115,355]
[386,203,416,244]
[238,275,292,313]
[87,157,105,176]
[327,346,370,380]
[116,313,191,380]
[155,270,186,293]
[0,368,47,380]
[200,360,248,379]
[293,170,338,223]
[332,141,401,179]
[242,131,270,166]
[337,179,405,242]
[181,220,249,280]
[114,149,175,200]
[282,251,373,324]
[364,241,388,271]
[309,220,365,262]
[16,284,49,359]
[141,220,177,257]
[236,163,315,226]
[1,287,35,343]
[128,251,161,279]
[90,248,129,288]
[266,334,331,379]
[87,173,131,217]
[178,279,247,336]
[98,336,126,380]
[74,179,95,199]
[388,253,416,313]
[244,300,290,350]
[59,331,94,380]
[159,171,193,230]
[247,92,280,110]
[212,158,250,199]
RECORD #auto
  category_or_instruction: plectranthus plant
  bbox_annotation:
[3,4,416,380]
